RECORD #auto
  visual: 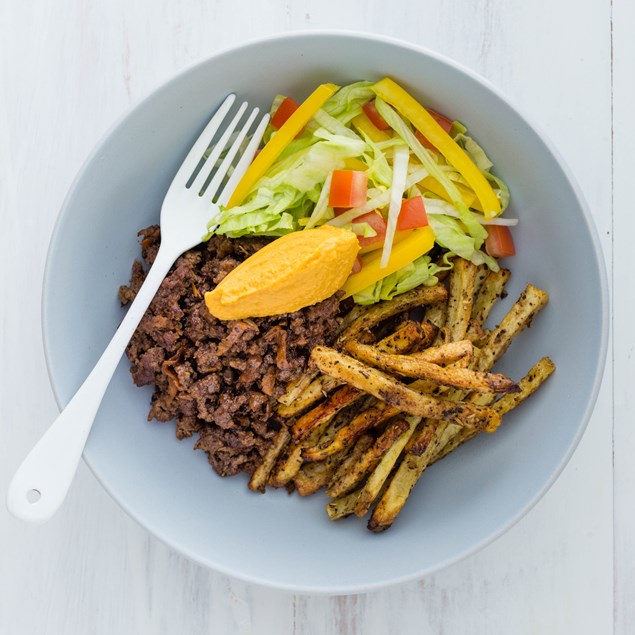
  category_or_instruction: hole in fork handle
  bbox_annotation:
[26,489,41,504]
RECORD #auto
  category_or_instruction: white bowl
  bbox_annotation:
[43,32,608,593]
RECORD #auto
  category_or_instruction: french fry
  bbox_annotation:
[417,321,439,349]
[248,426,291,492]
[326,418,410,499]
[354,416,421,517]
[271,265,552,533]
[338,284,448,345]
[310,346,501,429]
[405,418,440,456]
[304,376,443,463]
[425,301,447,330]
[367,432,438,532]
[476,285,550,372]
[338,302,372,334]
[432,282,548,478]
[393,355,556,520]
[268,442,306,488]
[471,268,511,325]
[277,375,342,418]
[341,341,519,393]
[432,357,556,461]
[277,303,374,406]
[473,264,489,296]
[303,400,394,461]
[277,372,317,406]
[326,490,360,520]
[270,393,372,487]
[291,384,363,442]
[346,338,473,367]
[269,415,331,487]
[294,449,347,496]
[492,357,556,418]
[278,321,427,419]
[365,261,481,530]
[377,320,429,354]
[327,434,375,495]
[465,319,490,346]
[439,258,478,343]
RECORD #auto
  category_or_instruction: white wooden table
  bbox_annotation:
[1,0,631,632]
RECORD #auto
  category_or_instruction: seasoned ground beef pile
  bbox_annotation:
[119,226,344,477]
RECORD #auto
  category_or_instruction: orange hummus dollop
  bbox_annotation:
[205,225,359,320]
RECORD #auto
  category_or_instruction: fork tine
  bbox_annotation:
[190,101,248,196]
[216,112,270,207]
[171,94,236,187]
[205,106,259,202]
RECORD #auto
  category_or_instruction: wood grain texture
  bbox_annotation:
[0,0,619,633]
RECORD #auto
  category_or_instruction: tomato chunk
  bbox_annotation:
[362,100,391,131]
[351,255,363,274]
[415,109,454,150]
[397,196,428,231]
[271,97,300,130]
[329,170,368,208]
[429,109,453,133]
[485,225,516,258]
[353,211,387,249]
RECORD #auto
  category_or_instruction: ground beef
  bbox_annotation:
[119,226,344,477]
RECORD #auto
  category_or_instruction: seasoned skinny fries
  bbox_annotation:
[326,419,410,499]
[278,321,426,418]
[259,258,552,534]
[344,341,518,393]
[310,346,501,429]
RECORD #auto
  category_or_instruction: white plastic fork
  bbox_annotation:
[7,95,270,523]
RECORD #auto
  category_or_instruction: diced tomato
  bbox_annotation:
[329,170,368,208]
[271,97,300,130]
[429,109,453,133]
[397,196,428,231]
[333,207,350,217]
[362,100,391,131]
[353,211,387,249]
[351,255,363,274]
[415,109,454,150]
[485,225,516,258]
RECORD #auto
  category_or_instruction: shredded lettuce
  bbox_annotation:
[322,81,376,122]
[304,172,333,229]
[454,131,510,211]
[204,80,513,303]
[211,129,367,237]
[352,255,446,305]
[381,144,409,268]
[427,214,499,271]
[454,133,493,171]
[360,131,393,188]
[374,98,488,246]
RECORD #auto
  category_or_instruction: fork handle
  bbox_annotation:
[7,244,178,523]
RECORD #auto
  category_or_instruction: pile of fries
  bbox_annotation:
[248,258,555,532]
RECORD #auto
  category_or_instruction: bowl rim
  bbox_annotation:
[41,29,610,594]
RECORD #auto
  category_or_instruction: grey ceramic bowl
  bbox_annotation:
[43,32,608,593]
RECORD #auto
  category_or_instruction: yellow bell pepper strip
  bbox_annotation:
[372,78,500,218]
[358,229,411,254]
[343,157,369,171]
[227,83,339,208]
[342,226,435,297]
[420,176,482,212]
[351,112,392,144]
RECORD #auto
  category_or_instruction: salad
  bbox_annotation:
[203,78,516,306]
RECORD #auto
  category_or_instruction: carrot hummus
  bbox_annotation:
[204,225,359,320]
